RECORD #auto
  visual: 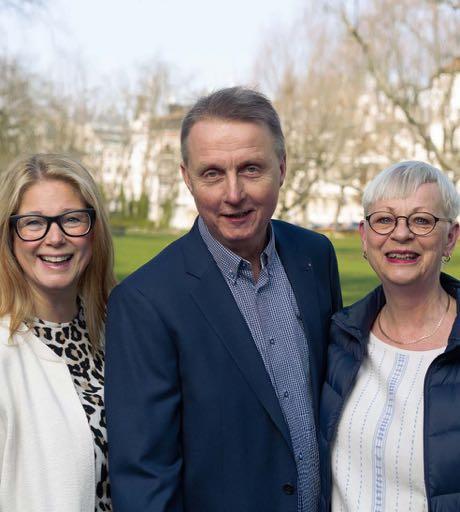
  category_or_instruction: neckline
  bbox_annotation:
[369,331,446,355]
[33,297,83,328]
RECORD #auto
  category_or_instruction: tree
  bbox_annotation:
[252,9,383,225]
[0,57,40,169]
[332,0,460,174]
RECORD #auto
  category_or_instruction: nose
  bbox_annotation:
[44,221,66,245]
[390,216,414,241]
[224,174,245,205]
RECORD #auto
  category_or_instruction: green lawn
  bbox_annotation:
[113,231,460,306]
[113,232,178,282]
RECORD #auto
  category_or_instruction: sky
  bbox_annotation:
[2,0,305,97]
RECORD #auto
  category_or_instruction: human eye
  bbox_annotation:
[62,212,86,226]
[201,168,222,181]
[372,213,394,225]
[19,216,46,230]
[411,214,432,225]
[409,213,435,232]
[241,164,261,176]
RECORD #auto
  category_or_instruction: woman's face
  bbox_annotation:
[13,179,93,305]
[359,182,459,290]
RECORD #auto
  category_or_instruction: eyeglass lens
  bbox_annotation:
[16,211,92,240]
[369,212,437,235]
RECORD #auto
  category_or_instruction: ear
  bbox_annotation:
[180,163,192,193]
[445,221,459,256]
[359,219,367,253]
[279,156,286,187]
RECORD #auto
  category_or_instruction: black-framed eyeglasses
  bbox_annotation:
[366,211,452,236]
[10,208,96,242]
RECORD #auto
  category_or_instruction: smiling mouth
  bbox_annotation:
[386,252,419,261]
[39,255,73,263]
[222,210,253,218]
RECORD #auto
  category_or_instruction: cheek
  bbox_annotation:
[13,237,34,268]
[194,188,220,211]
[252,182,280,205]
[78,237,93,267]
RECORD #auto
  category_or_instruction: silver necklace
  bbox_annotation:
[377,294,450,346]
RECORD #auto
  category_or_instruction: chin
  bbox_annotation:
[36,279,78,295]
[381,269,428,287]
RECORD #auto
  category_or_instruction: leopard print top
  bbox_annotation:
[32,303,111,511]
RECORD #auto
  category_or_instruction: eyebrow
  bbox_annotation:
[237,159,265,169]
[17,208,84,216]
[377,206,433,214]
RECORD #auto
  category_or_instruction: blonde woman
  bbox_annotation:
[0,154,116,511]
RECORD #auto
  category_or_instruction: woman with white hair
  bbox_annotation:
[319,161,460,511]
[0,154,116,511]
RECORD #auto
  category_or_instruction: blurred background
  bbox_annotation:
[2,0,459,302]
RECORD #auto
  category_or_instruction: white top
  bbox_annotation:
[0,317,95,512]
[32,306,110,511]
[331,332,444,512]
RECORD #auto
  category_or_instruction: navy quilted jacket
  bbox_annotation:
[319,273,460,512]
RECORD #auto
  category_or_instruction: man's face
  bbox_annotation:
[181,118,286,261]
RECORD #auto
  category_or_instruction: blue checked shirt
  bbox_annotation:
[199,217,320,512]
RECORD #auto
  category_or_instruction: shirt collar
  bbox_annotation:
[198,217,276,283]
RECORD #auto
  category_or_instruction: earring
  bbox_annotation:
[362,251,368,260]
[442,254,451,264]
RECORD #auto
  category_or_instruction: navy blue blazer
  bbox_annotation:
[105,219,342,512]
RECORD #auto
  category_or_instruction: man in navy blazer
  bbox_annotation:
[105,87,342,512]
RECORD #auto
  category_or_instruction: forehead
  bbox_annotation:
[369,182,443,212]
[186,119,276,161]
[18,179,85,214]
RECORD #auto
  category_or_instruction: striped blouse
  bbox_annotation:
[331,333,444,512]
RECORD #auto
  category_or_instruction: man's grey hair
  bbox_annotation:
[363,160,460,219]
[180,86,286,165]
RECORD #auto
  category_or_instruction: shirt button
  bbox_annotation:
[283,390,289,398]
[282,483,295,495]
[298,452,303,461]
[269,337,275,345]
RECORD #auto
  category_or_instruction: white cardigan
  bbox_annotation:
[0,317,95,512]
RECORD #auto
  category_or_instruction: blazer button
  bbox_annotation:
[282,483,295,495]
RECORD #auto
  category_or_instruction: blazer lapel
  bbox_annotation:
[183,224,293,451]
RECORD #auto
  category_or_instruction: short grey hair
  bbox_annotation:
[363,160,460,219]
[180,86,286,165]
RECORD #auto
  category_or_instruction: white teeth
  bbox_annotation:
[387,253,417,260]
[40,255,71,263]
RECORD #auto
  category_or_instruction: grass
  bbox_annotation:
[113,231,460,306]
[327,232,380,304]
[113,232,179,281]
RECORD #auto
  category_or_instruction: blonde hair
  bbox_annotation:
[0,154,116,348]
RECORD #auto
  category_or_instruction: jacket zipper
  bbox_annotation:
[324,319,364,510]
